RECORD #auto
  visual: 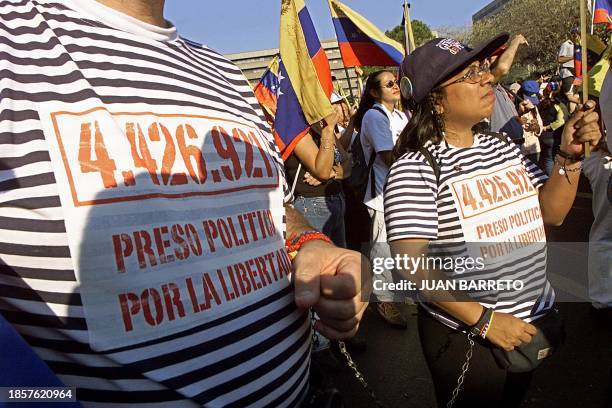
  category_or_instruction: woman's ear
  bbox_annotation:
[431,90,446,115]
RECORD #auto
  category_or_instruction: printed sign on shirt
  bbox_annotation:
[448,161,546,267]
[39,105,291,351]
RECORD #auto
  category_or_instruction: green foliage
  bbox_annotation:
[467,0,601,82]
[385,19,434,48]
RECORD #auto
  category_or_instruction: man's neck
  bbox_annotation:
[95,0,167,27]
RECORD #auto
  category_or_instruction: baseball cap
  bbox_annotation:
[521,80,540,105]
[400,33,509,104]
[570,27,580,34]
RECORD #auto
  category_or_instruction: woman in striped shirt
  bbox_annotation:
[385,34,602,407]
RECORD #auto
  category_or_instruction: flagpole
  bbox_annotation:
[343,66,355,99]
[403,0,409,54]
[590,0,595,34]
[355,66,364,99]
[404,1,416,53]
[580,0,591,157]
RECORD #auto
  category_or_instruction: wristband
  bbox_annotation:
[470,307,494,339]
[285,230,333,261]
[556,150,584,162]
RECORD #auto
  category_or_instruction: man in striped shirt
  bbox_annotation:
[0,1,369,406]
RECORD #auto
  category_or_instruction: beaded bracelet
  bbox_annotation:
[554,155,582,184]
[285,230,333,260]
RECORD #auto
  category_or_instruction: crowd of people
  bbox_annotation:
[285,28,610,407]
[0,1,610,408]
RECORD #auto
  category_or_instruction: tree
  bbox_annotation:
[385,19,434,48]
[468,0,581,81]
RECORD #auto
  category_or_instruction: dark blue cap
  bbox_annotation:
[400,33,510,104]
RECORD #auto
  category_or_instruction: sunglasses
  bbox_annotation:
[380,79,400,89]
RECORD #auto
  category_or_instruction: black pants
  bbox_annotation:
[418,308,533,408]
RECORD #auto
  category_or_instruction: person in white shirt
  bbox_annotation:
[558,27,580,111]
[353,71,409,328]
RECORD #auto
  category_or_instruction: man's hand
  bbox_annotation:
[293,240,371,339]
[511,34,529,47]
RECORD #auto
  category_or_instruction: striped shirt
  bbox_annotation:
[384,133,555,328]
[0,1,308,407]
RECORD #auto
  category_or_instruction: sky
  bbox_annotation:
[165,1,492,55]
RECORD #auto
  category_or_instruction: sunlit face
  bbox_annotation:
[570,31,580,43]
[371,71,400,105]
[437,60,495,128]
[332,102,349,126]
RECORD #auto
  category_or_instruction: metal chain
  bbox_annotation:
[337,341,386,408]
[446,333,476,408]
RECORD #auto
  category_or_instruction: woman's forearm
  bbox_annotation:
[538,156,581,225]
[312,128,336,180]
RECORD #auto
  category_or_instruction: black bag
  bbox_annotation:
[491,308,566,373]
[344,107,388,202]
[301,357,344,408]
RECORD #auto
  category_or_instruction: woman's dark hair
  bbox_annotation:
[393,88,446,160]
[354,70,392,131]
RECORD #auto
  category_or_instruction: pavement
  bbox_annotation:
[328,176,612,408]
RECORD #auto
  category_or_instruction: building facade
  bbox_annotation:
[225,40,363,99]
[472,0,513,23]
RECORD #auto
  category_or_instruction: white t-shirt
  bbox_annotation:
[360,103,408,212]
[558,40,575,79]
[0,0,307,406]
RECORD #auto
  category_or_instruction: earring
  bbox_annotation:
[429,95,446,138]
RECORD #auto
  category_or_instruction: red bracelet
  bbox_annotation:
[285,231,333,260]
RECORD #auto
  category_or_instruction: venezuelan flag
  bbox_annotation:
[253,56,280,123]
[587,44,611,97]
[274,0,334,160]
[593,0,612,28]
[328,0,404,67]
[574,34,607,83]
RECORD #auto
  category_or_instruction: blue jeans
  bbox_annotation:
[293,194,346,248]
[539,130,561,175]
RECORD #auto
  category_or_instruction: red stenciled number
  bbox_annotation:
[149,122,187,185]
[476,179,494,205]
[176,124,207,184]
[517,169,534,192]
[506,170,525,194]
[211,126,242,181]
[484,178,501,202]
[247,131,273,177]
[232,128,254,177]
[492,175,511,199]
[462,184,478,211]
[125,122,160,185]
[78,121,118,188]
